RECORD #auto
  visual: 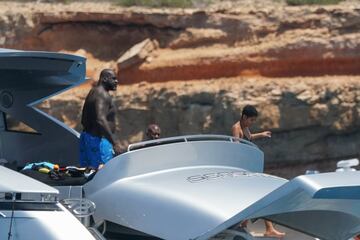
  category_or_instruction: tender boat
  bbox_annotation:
[84,135,360,240]
[1,48,360,240]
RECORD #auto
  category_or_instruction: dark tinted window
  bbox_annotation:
[4,113,38,134]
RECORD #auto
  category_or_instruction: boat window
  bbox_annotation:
[4,113,39,134]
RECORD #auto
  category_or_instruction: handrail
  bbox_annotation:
[127,134,257,152]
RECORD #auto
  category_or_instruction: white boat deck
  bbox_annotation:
[0,166,58,194]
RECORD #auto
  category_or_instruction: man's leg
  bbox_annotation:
[79,132,89,167]
[99,138,114,165]
[264,220,285,238]
[87,135,102,169]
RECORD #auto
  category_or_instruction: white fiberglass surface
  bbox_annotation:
[0,166,58,194]
[0,205,95,240]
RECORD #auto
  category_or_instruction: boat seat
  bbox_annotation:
[21,169,88,186]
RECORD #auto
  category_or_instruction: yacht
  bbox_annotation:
[1,48,360,240]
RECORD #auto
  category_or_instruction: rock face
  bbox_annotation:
[1,2,359,177]
[2,2,360,82]
[40,76,360,178]
[117,38,159,71]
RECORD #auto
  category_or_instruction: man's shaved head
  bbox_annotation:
[98,69,118,91]
[146,124,161,140]
[99,69,115,83]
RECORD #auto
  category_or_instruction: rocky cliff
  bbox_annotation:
[1,1,359,177]
[40,75,360,178]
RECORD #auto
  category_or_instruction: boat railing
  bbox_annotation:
[127,134,257,152]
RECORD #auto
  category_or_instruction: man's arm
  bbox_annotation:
[232,124,244,139]
[95,95,123,155]
[248,130,271,140]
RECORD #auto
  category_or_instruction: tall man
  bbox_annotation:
[232,105,285,238]
[79,69,122,170]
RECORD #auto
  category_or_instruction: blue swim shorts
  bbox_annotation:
[79,132,114,169]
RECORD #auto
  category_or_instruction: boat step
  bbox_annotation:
[251,233,281,239]
[211,229,279,240]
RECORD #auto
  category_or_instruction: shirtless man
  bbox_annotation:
[232,105,285,238]
[79,69,122,170]
[146,124,161,140]
[232,105,271,141]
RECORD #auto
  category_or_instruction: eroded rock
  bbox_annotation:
[117,38,159,71]
[1,2,360,177]
[39,76,360,175]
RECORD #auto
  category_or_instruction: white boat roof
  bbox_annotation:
[0,166,58,194]
[0,48,20,52]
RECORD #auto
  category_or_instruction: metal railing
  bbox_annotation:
[127,134,257,152]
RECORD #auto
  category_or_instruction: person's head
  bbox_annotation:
[240,105,258,127]
[146,124,161,140]
[98,69,118,91]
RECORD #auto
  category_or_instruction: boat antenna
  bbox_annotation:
[7,193,15,240]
